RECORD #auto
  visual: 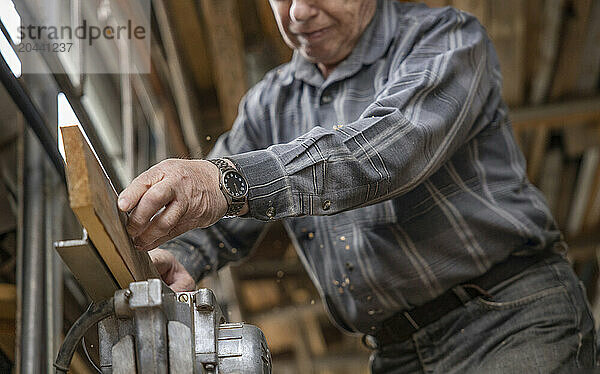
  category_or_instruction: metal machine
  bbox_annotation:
[54,279,272,373]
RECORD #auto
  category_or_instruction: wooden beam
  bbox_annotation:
[153,0,204,157]
[489,0,526,106]
[511,97,600,129]
[147,46,189,157]
[565,232,600,262]
[556,160,579,228]
[528,0,564,105]
[200,0,248,130]
[0,283,15,361]
[563,124,600,157]
[583,160,600,231]
[538,147,563,214]
[576,0,600,94]
[550,0,593,99]
[524,0,543,101]
[526,126,549,183]
[61,125,159,288]
[168,0,214,92]
[567,148,599,236]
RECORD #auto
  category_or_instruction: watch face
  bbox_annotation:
[222,170,248,198]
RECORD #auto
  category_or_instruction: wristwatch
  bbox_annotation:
[208,158,249,217]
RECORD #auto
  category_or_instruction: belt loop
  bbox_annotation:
[403,311,420,330]
[452,285,472,304]
[462,283,493,300]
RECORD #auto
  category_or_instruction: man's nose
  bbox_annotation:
[290,0,318,23]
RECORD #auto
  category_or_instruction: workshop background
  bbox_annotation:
[0,0,599,372]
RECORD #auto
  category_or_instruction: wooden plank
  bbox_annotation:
[583,161,600,231]
[147,52,190,158]
[556,159,579,228]
[538,147,563,214]
[511,97,600,129]
[456,0,524,106]
[61,125,159,288]
[0,319,15,362]
[0,283,15,361]
[0,284,15,321]
[524,0,544,99]
[576,0,600,94]
[526,126,549,183]
[563,124,600,157]
[55,238,119,301]
[567,148,599,236]
[489,0,526,106]
[529,0,564,105]
[200,0,248,130]
[153,0,204,157]
[169,0,214,92]
[550,0,593,99]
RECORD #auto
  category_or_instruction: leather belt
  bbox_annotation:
[364,250,561,349]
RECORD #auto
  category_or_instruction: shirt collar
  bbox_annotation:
[281,0,398,88]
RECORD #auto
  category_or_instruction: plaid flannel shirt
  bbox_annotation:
[164,0,564,334]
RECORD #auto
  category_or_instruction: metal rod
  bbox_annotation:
[46,168,64,373]
[18,129,47,373]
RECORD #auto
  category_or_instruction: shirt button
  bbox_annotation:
[266,206,275,218]
[321,94,332,104]
[322,200,331,211]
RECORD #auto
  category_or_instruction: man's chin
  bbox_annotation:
[299,48,335,65]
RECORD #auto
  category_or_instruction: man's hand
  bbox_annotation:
[148,248,196,292]
[118,159,227,251]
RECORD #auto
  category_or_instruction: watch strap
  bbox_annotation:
[208,158,247,217]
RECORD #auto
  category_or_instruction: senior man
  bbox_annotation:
[118,0,596,372]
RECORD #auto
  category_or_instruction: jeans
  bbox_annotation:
[369,256,597,373]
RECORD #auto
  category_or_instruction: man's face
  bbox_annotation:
[269,0,376,68]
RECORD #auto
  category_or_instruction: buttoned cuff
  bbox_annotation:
[227,149,299,221]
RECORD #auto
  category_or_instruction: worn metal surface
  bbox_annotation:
[168,321,194,373]
[17,130,46,374]
[218,323,272,374]
[99,281,271,373]
[112,335,136,374]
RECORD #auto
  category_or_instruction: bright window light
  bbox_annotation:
[0,27,20,77]
[58,93,82,160]
[0,0,21,44]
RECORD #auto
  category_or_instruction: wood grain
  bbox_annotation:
[61,125,159,288]
[0,283,15,361]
